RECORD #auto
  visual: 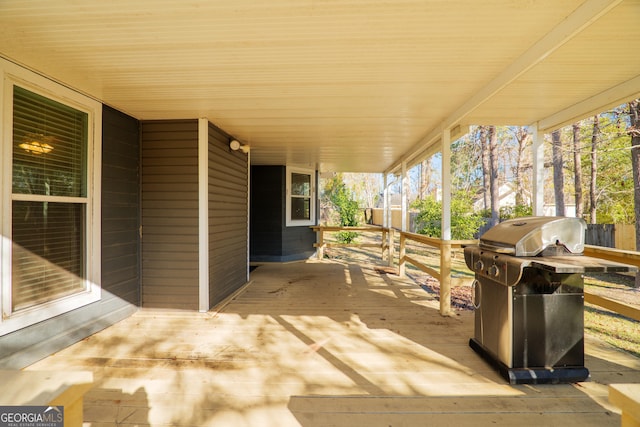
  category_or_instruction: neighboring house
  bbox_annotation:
[472,182,532,212]
[0,58,315,368]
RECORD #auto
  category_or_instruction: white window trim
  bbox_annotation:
[0,58,102,336]
[285,166,316,227]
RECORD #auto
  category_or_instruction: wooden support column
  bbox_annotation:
[399,233,406,277]
[316,227,324,259]
[442,129,452,241]
[440,241,452,316]
[388,227,395,267]
[401,161,408,232]
[440,129,453,315]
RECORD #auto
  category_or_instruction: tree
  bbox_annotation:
[488,125,500,226]
[572,123,584,218]
[551,129,565,216]
[479,126,491,211]
[589,115,600,223]
[322,173,360,243]
[420,159,431,199]
[512,126,530,206]
[412,192,485,239]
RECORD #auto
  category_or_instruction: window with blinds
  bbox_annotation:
[11,85,89,312]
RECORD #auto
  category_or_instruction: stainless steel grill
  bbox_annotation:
[464,216,637,384]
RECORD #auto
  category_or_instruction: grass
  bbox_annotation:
[584,273,640,358]
[584,304,640,358]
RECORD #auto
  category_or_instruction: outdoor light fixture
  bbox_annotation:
[20,133,54,154]
[229,139,250,154]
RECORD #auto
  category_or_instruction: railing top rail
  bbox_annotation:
[584,244,640,268]
[311,225,389,232]
[399,230,477,248]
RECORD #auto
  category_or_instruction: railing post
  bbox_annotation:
[316,227,324,260]
[399,232,406,277]
[440,240,452,316]
[388,228,395,267]
[381,227,387,260]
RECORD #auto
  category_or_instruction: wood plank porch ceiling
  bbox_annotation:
[1,0,639,172]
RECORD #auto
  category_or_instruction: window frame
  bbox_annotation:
[0,59,102,335]
[285,166,316,227]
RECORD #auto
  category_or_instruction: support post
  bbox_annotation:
[442,129,452,241]
[399,233,406,277]
[440,241,452,316]
[401,161,408,232]
[388,227,395,267]
[383,173,389,228]
[440,129,453,315]
[316,227,324,260]
[381,228,387,260]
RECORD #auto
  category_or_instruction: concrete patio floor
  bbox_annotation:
[27,259,640,426]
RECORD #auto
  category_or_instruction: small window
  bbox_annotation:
[286,167,316,226]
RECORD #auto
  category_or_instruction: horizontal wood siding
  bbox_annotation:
[208,124,248,307]
[0,105,140,369]
[102,105,141,305]
[142,120,199,310]
[282,226,316,261]
[250,165,315,262]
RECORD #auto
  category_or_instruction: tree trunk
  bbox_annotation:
[628,99,640,287]
[589,115,599,224]
[572,123,584,218]
[420,159,431,199]
[514,126,528,206]
[552,130,565,216]
[488,126,500,226]
[478,126,491,211]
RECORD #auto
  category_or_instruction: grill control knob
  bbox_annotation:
[489,264,500,277]
[475,260,484,271]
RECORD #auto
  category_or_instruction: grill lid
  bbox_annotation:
[479,216,586,257]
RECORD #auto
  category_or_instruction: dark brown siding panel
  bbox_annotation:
[208,124,248,307]
[141,120,199,310]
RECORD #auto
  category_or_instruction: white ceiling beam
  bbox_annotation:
[538,74,640,132]
[388,0,623,173]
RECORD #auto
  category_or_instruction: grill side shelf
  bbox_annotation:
[528,256,638,274]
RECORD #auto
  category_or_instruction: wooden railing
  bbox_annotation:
[312,226,640,319]
[583,245,640,321]
[311,225,392,262]
[398,231,476,316]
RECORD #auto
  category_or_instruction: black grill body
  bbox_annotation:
[464,217,636,384]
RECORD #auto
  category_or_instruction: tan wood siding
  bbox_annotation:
[208,124,248,307]
[142,120,199,310]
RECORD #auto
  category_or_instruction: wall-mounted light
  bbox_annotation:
[230,140,250,154]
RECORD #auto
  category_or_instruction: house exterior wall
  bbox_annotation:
[141,120,200,310]
[207,123,248,306]
[250,165,316,262]
[0,105,140,369]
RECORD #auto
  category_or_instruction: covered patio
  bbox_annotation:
[27,259,640,426]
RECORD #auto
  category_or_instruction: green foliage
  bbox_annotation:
[412,192,486,239]
[499,204,532,220]
[323,173,361,243]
